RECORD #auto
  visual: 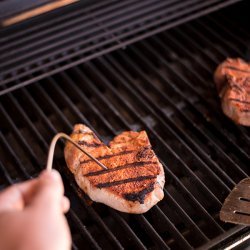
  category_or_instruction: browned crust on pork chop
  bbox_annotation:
[64,124,165,212]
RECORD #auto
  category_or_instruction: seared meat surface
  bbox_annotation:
[214,58,250,126]
[64,124,165,213]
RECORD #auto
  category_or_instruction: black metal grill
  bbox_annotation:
[1,1,250,249]
[0,0,242,95]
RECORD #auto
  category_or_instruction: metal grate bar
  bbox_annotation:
[85,57,229,238]
[5,107,122,249]
[1,4,250,248]
[164,26,249,128]
[136,37,247,178]
[6,92,49,150]
[0,123,100,249]
[0,0,127,43]
[169,26,249,153]
[20,88,57,134]
[86,60,223,206]
[151,34,249,177]
[0,0,217,74]
[167,27,250,143]
[82,59,225,203]
[0,160,14,184]
[0,104,42,168]
[0,0,135,48]
[138,38,250,162]
[109,211,147,250]
[0,13,240,97]
[28,115,124,248]
[51,73,118,135]
[56,73,177,248]
[131,39,249,164]
[100,53,233,189]
[150,34,215,93]
[111,48,238,185]
[21,87,125,249]
[203,15,246,49]
[136,215,171,249]
[191,18,247,63]
[21,81,144,249]
[60,69,131,131]
[59,67,206,247]
[73,63,225,236]
[66,64,221,230]
[215,12,250,41]
[153,205,193,249]
[101,54,236,194]
[0,0,177,57]
[34,84,73,130]
[44,77,104,137]
[162,159,225,232]
[195,19,244,56]
[183,28,234,60]
[105,52,238,188]
[72,243,78,250]
[66,182,126,249]
[164,189,209,242]
[65,188,121,250]
[0,132,30,179]
[68,210,102,250]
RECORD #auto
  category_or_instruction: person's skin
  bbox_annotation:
[0,170,72,250]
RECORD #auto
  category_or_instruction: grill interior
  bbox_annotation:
[0,0,241,95]
[1,1,250,249]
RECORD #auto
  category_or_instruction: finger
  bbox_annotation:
[0,179,37,212]
[61,196,70,213]
[29,170,64,213]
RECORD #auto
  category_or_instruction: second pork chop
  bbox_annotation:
[214,58,250,126]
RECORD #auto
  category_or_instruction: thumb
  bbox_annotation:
[29,170,64,213]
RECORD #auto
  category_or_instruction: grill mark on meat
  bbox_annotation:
[78,140,101,147]
[96,175,156,188]
[136,146,154,161]
[225,66,250,74]
[85,161,156,177]
[80,150,134,164]
[229,98,250,105]
[231,84,243,92]
[123,183,155,204]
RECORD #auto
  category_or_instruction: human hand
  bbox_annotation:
[0,170,71,250]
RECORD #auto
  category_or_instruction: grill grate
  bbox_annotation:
[0,0,242,95]
[1,2,250,249]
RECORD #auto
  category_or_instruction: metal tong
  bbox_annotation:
[46,133,108,171]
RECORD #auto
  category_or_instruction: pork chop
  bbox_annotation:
[214,58,250,126]
[64,124,165,213]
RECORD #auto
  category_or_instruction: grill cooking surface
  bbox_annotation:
[1,3,250,249]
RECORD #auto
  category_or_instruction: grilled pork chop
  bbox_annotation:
[214,58,250,126]
[64,124,165,213]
